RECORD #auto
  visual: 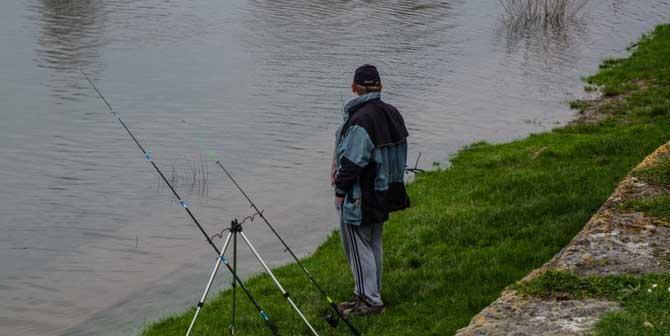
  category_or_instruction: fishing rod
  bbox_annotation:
[80,71,280,336]
[406,152,425,174]
[214,161,361,336]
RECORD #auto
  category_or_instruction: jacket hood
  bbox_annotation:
[343,92,381,118]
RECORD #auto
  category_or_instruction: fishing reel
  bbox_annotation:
[324,313,339,328]
[406,152,425,174]
[406,167,425,174]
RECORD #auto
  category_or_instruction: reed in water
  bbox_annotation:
[156,156,209,198]
[499,0,589,30]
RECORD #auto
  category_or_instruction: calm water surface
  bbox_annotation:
[1,0,668,334]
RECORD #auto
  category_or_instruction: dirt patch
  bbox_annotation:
[570,80,651,125]
[457,292,619,336]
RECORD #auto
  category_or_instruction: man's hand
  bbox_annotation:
[335,195,344,208]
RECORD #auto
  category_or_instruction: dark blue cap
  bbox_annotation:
[354,64,381,86]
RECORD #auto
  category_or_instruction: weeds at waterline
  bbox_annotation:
[499,0,589,32]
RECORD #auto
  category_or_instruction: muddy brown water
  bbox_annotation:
[0,0,668,334]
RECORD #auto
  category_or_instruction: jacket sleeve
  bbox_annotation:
[335,125,374,197]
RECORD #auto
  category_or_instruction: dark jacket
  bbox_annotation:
[335,92,410,225]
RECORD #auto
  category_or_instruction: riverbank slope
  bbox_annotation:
[142,24,670,335]
[456,141,670,335]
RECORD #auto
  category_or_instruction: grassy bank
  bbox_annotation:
[142,25,670,335]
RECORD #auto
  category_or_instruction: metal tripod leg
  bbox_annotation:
[185,232,233,336]
[230,227,237,335]
[239,231,320,336]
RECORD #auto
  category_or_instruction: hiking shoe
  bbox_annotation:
[343,300,385,316]
[336,295,362,312]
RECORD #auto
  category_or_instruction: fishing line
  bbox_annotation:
[81,71,280,335]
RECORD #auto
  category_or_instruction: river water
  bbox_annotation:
[0,0,668,335]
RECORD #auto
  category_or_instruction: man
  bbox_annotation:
[332,64,410,316]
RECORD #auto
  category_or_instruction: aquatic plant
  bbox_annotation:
[156,155,209,198]
[499,0,589,30]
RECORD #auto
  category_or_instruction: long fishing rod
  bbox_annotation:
[214,161,361,336]
[81,71,279,336]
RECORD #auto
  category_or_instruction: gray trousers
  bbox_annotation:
[339,214,384,306]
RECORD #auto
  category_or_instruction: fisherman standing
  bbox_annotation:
[332,64,410,316]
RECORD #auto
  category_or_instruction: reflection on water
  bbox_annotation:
[0,0,668,335]
[30,0,105,100]
[33,0,103,70]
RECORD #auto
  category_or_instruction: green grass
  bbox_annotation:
[141,25,670,335]
[633,157,670,189]
[621,154,670,221]
[622,195,670,221]
[516,271,670,335]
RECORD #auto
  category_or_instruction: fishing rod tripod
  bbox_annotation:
[186,218,318,336]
